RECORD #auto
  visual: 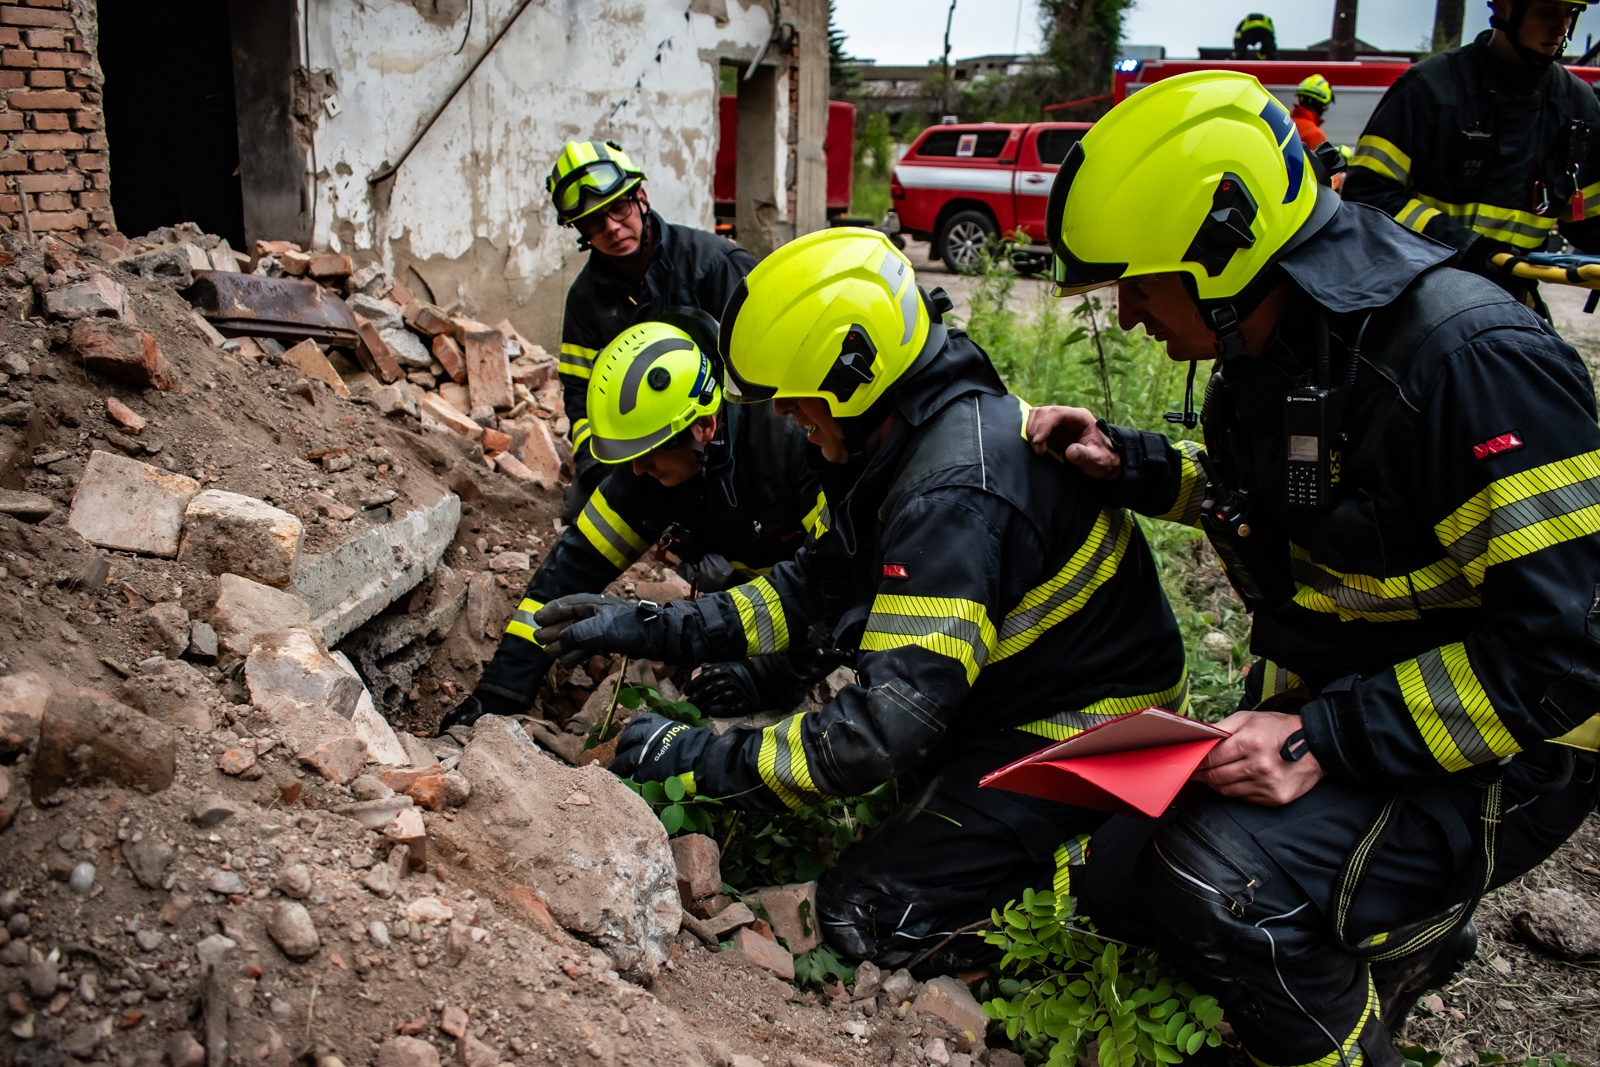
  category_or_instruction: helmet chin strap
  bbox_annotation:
[1205,304,1250,362]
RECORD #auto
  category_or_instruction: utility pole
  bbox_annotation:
[941,0,957,116]
[1432,0,1465,53]
[1330,0,1358,61]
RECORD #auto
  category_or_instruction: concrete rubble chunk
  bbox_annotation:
[212,573,312,657]
[282,338,352,397]
[671,834,723,904]
[266,900,321,960]
[181,489,304,589]
[0,489,55,523]
[329,650,408,765]
[704,901,758,939]
[382,326,433,369]
[119,657,218,732]
[188,620,220,663]
[915,976,990,1049]
[0,670,51,760]
[348,293,404,330]
[118,243,210,287]
[31,685,177,802]
[71,319,175,390]
[1514,887,1600,960]
[746,882,820,956]
[190,793,238,827]
[464,328,515,412]
[883,968,919,1004]
[293,491,460,644]
[141,601,191,658]
[68,450,199,557]
[384,808,428,867]
[123,836,174,889]
[246,625,365,725]
[378,1036,441,1067]
[44,273,126,320]
[457,715,680,979]
[723,926,796,981]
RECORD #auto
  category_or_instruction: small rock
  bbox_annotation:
[0,489,55,523]
[914,976,990,1050]
[168,1032,206,1067]
[883,968,919,1004]
[351,775,393,801]
[852,960,883,1001]
[377,1036,440,1067]
[440,1004,468,1038]
[218,748,256,776]
[206,869,247,896]
[441,770,471,807]
[405,896,453,926]
[23,955,58,997]
[723,926,795,981]
[488,551,530,572]
[68,861,96,895]
[123,837,173,889]
[187,622,219,664]
[265,901,320,961]
[190,794,238,828]
[369,920,391,948]
[275,863,313,900]
[142,602,191,658]
[1513,887,1600,960]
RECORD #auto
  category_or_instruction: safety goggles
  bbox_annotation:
[552,161,636,224]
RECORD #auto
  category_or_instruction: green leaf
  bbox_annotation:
[659,804,685,835]
[663,776,686,802]
[1186,1030,1206,1055]
[640,780,667,805]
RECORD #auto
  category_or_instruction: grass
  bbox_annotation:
[851,168,891,224]
[955,256,1252,718]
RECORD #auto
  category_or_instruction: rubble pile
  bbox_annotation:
[0,225,963,1067]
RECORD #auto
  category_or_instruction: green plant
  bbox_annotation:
[794,943,858,990]
[983,888,1224,1067]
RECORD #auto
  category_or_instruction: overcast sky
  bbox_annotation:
[832,1,1470,65]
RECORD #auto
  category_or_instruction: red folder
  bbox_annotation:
[981,708,1231,818]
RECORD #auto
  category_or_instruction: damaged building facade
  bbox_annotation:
[0,0,829,347]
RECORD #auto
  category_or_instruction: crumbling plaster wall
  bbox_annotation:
[304,0,774,349]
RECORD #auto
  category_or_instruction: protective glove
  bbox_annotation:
[675,553,736,593]
[610,711,711,781]
[682,661,761,717]
[534,592,717,665]
[1459,236,1520,278]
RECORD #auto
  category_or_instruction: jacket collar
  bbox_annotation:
[1276,201,1454,314]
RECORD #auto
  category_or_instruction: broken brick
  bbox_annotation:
[670,834,723,903]
[464,328,514,412]
[745,881,820,955]
[282,338,351,397]
[431,334,467,383]
[67,450,199,558]
[506,886,561,937]
[103,396,144,434]
[353,313,403,383]
[418,391,484,442]
[46,272,125,319]
[308,252,351,279]
[384,807,428,868]
[722,927,795,981]
[279,249,310,276]
[403,301,454,338]
[217,748,256,776]
[481,427,511,454]
[72,319,175,390]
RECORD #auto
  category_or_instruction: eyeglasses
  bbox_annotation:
[574,194,640,236]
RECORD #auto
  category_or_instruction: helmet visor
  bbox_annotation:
[718,282,779,404]
[552,161,634,222]
[1046,142,1129,296]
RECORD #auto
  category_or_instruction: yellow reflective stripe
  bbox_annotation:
[504,597,546,646]
[1436,448,1600,586]
[1413,192,1557,249]
[1581,179,1600,220]
[1247,972,1376,1067]
[571,417,593,450]
[1394,642,1520,772]
[1051,833,1092,913]
[802,491,829,538]
[1018,668,1190,741]
[1289,544,1479,623]
[1256,658,1306,701]
[756,713,827,809]
[860,594,996,686]
[576,488,650,570]
[995,509,1131,662]
[1349,134,1411,184]
[559,342,597,379]
[728,576,789,656]
[1153,440,1205,526]
[1396,197,1442,233]
[1552,713,1600,750]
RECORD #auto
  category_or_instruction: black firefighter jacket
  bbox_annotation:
[1106,202,1600,786]
[1344,32,1600,271]
[558,211,757,485]
[661,327,1189,811]
[474,401,825,707]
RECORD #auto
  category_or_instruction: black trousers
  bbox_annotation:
[1077,748,1598,1067]
[816,729,1108,976]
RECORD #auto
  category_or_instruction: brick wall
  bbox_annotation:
[0,0,108,238]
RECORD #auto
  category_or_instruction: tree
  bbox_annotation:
[828,1,859,95]
[998,0,1133,121]
[1432,0,1466,53]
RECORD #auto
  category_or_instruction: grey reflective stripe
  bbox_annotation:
[864,611,991,671]
[998,509,1126,642]
[561,350,595,370]
[619,337,694,415]
[1353,142,1408,182]
[1289,558,1476,614]
[590,426,673,463]
[876,250,916,345]
[1448,475,1600,566]
[746,588,779,653]
[1398,201,1432,229]
[1415,647,1495,765]
[593,141,613,162]
[580,498,640,561]
[1468,212,1553,244]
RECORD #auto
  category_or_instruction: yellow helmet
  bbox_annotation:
[720,228,930,419]
[547,140,646,227]
[587,310,721,464]
[1047,70,1331,304]
[1296,74,1334,108]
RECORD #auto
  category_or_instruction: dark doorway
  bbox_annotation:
[98,0,245,248]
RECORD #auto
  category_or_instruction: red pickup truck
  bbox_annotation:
[888,121,1091,273]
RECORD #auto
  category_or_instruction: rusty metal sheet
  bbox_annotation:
[183,271,361,346]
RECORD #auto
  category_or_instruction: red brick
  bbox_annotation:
[0,28,19,46]
[0,193,18,212]
[1,48,35,67]
[13,129,76,149]
[0,151,24,172]
[87,170,105,189]
[0,112,20,130]
[84,130,102,149]
[0,70,22,88]
[36,50,86,70]
[14,169,77,190]
[87,207,111,224]
[8,89,78,108]
[28,149,64,169]
[73,150,100,170]
[75,187,104,208]
[26,108,58,128]
[21,27,60,48]
[33,190,67,210]
[0,8,73,28]
[31,208,86,230]
[27,68,62,87]
[70,108,97,130]
[23,0,69,8]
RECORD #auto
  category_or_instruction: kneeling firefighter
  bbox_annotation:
[531,228,1189,972]
[1032,71,1600,1064]
[441,310,827,733]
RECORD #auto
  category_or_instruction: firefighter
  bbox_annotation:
[1343,0,1600,313]
[1034,71,1600,1065]
[1232,12,1278,60]
[529,228,1190,973]
[548,140,757,515]
[439,311,827,733]
[1291,73,1334,150]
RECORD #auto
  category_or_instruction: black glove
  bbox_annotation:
[675,553,736,592]
[610,712,711,781]
[1459,236,1520,278]
[534,592,721,665]
[683,661,761,717]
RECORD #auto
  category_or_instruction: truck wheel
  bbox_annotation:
[938,211,997,274]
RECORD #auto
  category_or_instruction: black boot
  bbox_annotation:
[1371,920,1477,1033]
